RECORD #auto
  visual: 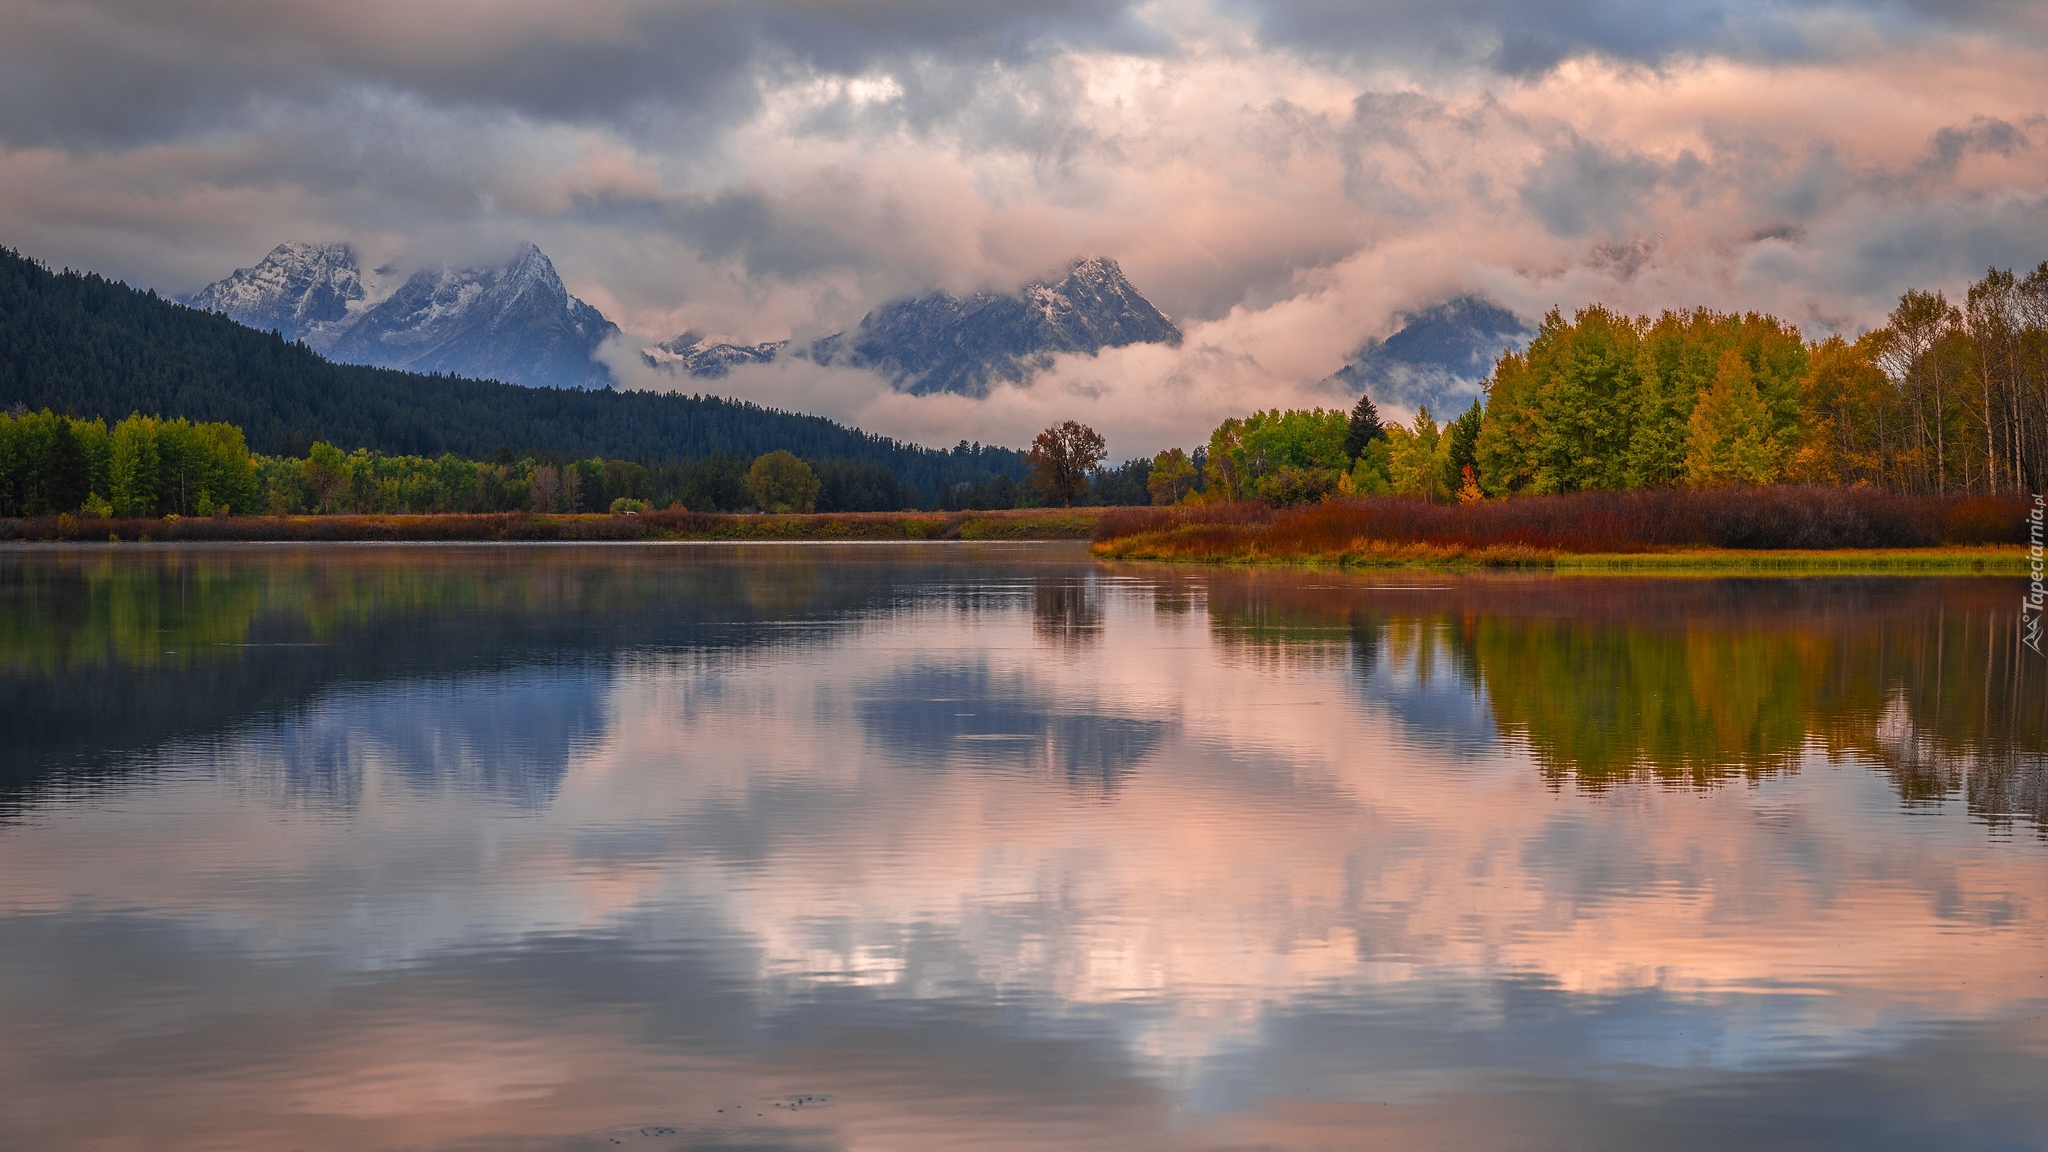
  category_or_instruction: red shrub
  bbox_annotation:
[1941,495,2030,545]
[1095,486,1999,553]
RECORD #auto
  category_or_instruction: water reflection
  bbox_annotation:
[221,668,612,811]
[856,662,1169,788]
[0,545,2045,1152]
[1032,573,1105,648]
[1198,572,2048,827]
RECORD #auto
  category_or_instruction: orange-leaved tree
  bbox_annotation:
[1028,421,1106,506]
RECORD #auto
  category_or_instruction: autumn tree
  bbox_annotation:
[1788,334,1893,486]
[1685,350,1778,486]
[1386,406,1447,500]
[1028,421,1107,506]
[1473,306,1642,495]
[1147,448,1198,505]
[1202,408,1348,505]
[1876,288,1965,494]
[746,449,821,513]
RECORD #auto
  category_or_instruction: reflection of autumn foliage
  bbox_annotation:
[1032,575,1103,648]
[1199,574,2048,833]
[1476,619,1814,788]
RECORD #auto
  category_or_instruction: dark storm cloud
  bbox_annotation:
[0,0,1155,148]
[1232,0,2044,73]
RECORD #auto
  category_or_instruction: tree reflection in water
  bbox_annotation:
[1199,573,2048,834]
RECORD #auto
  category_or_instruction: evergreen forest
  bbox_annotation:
[0,246,1023,503]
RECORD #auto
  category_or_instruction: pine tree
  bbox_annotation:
[46,416,88,514]
[1441,399,1483,495]
[1344,392,1385,462]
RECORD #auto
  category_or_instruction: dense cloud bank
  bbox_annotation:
[3,0,2045,454]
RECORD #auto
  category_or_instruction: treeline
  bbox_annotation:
[1148,265,2048,506]
[1479,265,2048,496]
[0,408,940,516]
[0,246,1024,501]
[0,409,256,518]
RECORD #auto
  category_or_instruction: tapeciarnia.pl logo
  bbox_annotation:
[2026,493,2045,655]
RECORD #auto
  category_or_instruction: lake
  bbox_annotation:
[2,542,2045,1151]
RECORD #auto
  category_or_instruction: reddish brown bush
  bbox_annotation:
[1941,496,2031,545]
[1094,487,2030,554]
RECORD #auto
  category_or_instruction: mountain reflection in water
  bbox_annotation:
[0,543,2044,1152]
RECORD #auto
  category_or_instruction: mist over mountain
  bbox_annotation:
[831,257,1182,398]
[190,242,618,391]
[646,258,1180,398]
[646,333,789,379]
[1327,296,1533,417]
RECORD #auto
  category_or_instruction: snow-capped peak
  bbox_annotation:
[186,242,366,344]
[193,240,620,390]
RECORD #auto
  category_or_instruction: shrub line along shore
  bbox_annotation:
[1087,488,2039,575]
[0,507,1100,544]
[3,493,2035,575]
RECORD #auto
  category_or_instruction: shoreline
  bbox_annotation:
[1089,540,2033,575]
[0,507,1102,544]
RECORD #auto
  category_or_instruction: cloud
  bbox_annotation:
[1233,0,2048,73]
[0,0,1158,147]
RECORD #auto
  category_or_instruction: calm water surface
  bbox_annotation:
[3,542,2046,1151]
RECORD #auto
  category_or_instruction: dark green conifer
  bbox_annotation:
[46,417,89,514]
[1344,392,1386,462]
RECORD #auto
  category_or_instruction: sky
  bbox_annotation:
[4,0,2046,453]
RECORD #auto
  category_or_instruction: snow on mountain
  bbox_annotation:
[643,332,789,379]
[185,242,366,346]
[824,257,1182,398]
[192,242,619,391]
[195,245,1174,397]
[324,243,618,391]
[1326,296,1533,416]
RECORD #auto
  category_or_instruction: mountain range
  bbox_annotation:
[645,257,1183,398]
[1326,296,1534,416]
[1,244,1024,498]
[187,240,1525,418]
[188,242,618,391]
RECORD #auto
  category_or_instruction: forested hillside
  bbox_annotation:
[0,247,1023,499]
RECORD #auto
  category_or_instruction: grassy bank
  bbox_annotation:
[1550,547,2033,574]
[1090,490,2039,574]
[0,506,1101,544]
[1095,536,2033,574]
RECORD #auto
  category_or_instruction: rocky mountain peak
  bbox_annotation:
[194,241,619,390]
[645,332,788,380]
[185,242,366,344]
[826,258,1181,398]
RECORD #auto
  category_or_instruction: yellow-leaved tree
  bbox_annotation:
[746,450,820,513]
[1685,351,1780,487]
[1386,406,1448,500]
